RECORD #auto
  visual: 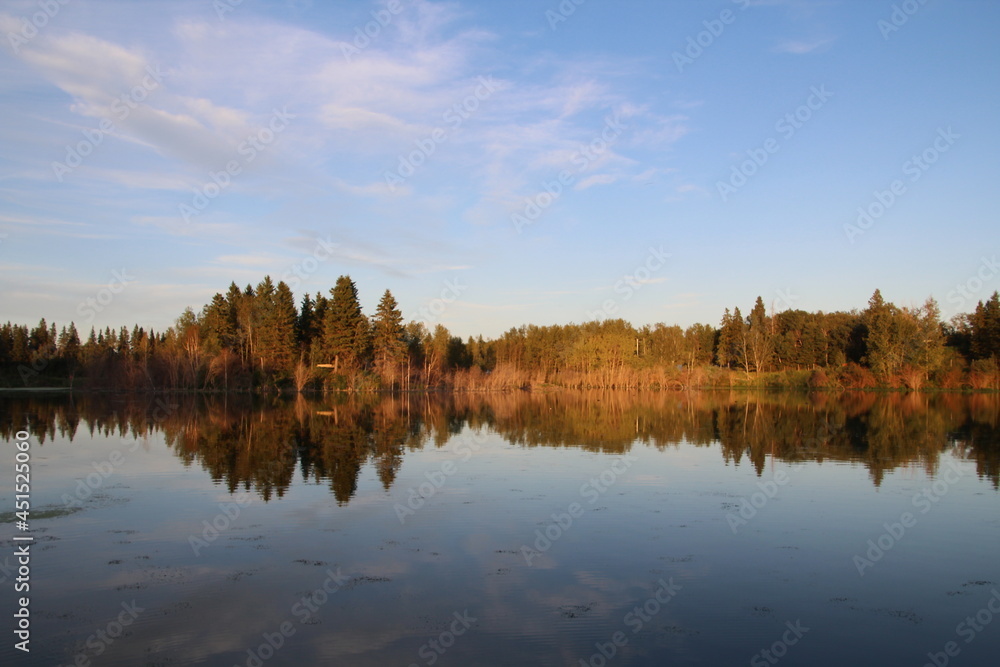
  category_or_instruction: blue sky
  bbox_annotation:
[1,0,997,339]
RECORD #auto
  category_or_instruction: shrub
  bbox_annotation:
[808,369,831,389]
[838,362,876,389]
[968,358,999,390]
[937,366,965,389]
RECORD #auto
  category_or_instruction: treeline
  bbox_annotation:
[2,276,999,391]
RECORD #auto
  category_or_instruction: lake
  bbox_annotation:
[1,391,999,666]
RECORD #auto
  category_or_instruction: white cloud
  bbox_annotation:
[320,105,417,134]
[576,174,619,190]
[774,37,835,54]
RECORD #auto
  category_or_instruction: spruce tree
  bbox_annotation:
[971,292,1000,359]
[323,275,370,373]
[272,280,299,372]
[372,289,407,386]
[298,293,315,351]
[201,293,235,353]
[250,276,298,376]
[60,322,81,365]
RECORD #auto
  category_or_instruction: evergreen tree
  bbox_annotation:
[249,276,298,377]
[372,289,407,386]
[323,275,370,373]
[59,323,81,366]
[298,293,315,350]
[716,309,734,368]
[29,318,52,363]
[716,307,745,369]
[117,326,130,354]
[308,291,330,366]
[81,327,98,367]
[11,325,29,363]
[971,292,1000,359]
[272,280,299,372]
[0,323,12,364]
[253,276,277,368]
[234,283,256,363]
[133,325,153,365]
[201,293,235,354]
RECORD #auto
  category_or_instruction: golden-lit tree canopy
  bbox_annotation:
[2,281,998,392]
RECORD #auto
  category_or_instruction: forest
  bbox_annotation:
[2,274,999,392]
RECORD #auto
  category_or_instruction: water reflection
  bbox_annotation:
[2,391,999,667]
[3,390,998,499]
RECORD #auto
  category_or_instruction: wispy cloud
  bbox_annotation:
[774,37,835,54]
[576,174,619,190]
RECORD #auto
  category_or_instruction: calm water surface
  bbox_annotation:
[1,391,998,666]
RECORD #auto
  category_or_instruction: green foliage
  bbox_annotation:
[323,275,371,373]
[684,323,716,367]
[716,308,742,368]
[863,289,895,378]
[372,290,407,386]
[746,296,773,372]
[254,279,298,376]
[971,292,1000,360]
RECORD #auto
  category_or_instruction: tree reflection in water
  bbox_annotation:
[3,390,997,502]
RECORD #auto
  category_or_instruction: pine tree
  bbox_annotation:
[308,291,329,367]
[29,318,51,363]
[372,289,407,387]
[117,326,130,354]
[298,293,315,351]
[253,276,277,372]
[272,280,299,372]
[0,323,12,364]
[10,325,29,363]
[234,283,256,363]
[248,276,298,377]
[59,323,81,365]
[323,275,370,373]
[716,307,745,369]
[971,292,1000,359]
[716,309,733,368]
[81,327,98,367]
[201,293,235,354]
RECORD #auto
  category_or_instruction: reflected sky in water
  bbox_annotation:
[1,391,998,666]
